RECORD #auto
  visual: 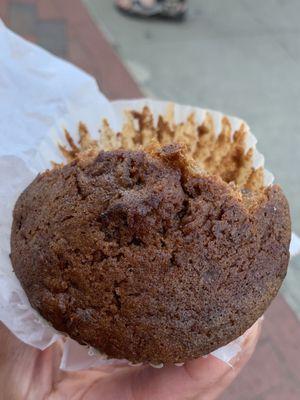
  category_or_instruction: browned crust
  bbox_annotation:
[11,144,291,363]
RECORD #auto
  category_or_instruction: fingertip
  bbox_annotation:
[243,318,263,348]
[228,318,262,370]
[183,353,232,384]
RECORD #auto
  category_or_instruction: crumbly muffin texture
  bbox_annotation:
[58,105,265,192]
[11,136,290,363]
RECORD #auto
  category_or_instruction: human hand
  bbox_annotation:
[0,319,261,400]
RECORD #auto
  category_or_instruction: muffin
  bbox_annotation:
[11,105,291,364]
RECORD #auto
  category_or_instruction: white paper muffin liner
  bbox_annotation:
[111,99,274,186]
[0,22,299,372]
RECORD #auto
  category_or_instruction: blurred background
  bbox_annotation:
[0,0,299,398]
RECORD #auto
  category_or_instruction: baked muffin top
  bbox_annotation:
[11,138,290,363]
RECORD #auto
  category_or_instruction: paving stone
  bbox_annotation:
[37,0,62,20]
[36,19,67,57]
[262,384,300,400]
[9,2,37,37]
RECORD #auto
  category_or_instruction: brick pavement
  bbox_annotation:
[0,1,299,399]
[0,0,142,99]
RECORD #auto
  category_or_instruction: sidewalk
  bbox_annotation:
[0,1,299,399]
